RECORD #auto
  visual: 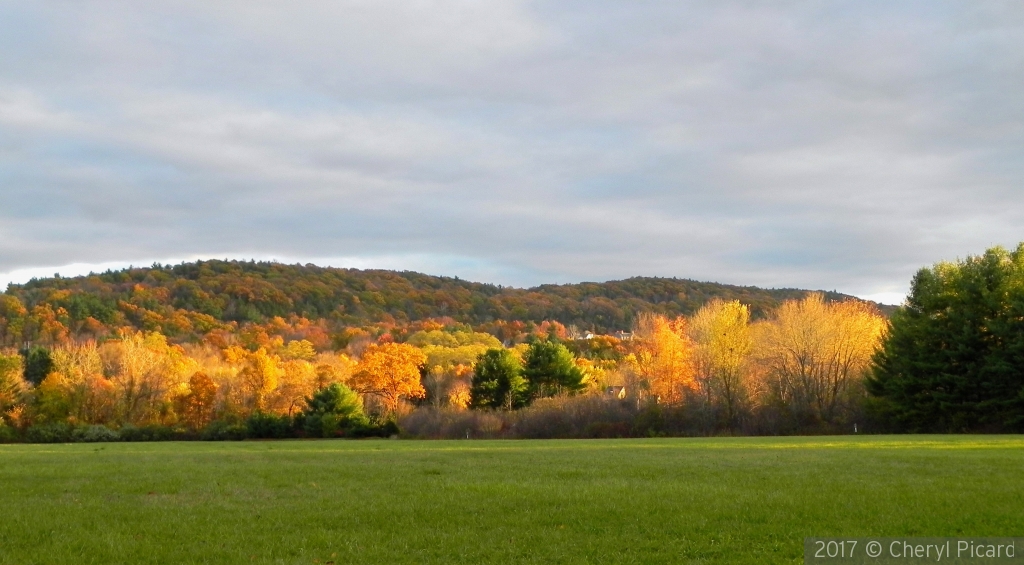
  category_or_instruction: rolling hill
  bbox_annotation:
[0,260,893,344]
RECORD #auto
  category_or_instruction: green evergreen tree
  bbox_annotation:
[522,340,586,399]
[868,244,1024,432]
[470,349,529,410]
[296,383,368,437]
[21,346,53,386]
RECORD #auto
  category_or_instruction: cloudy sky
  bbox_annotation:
[2,1,1022,303]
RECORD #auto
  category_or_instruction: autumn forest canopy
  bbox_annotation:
[0,246,1022,442]
[0,260,879,345]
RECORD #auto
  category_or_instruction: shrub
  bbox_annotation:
[118,424,179,442]
[513,396,637,439]
[25,422,74,443]
[400,408,507,439]
[348,419,400,438]
[200,420,248,441]
[246,412,293,439]
[0,424,18,443]
[73,425,120,443]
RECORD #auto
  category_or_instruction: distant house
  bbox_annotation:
[613,331,634,341]
[605,386,626,399]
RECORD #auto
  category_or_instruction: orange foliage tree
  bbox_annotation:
[351,342,426,416]
[630,313,696,405]
[178,372,218,430]
[271,359,317,416]
[0,296,28,347]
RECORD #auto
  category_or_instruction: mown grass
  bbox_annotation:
[0,435,1022,564]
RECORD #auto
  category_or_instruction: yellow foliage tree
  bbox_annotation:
[35,372,72,423]
[447,380,472,409]
[108,329,197,424]
[0,351,24,424]
[283,339,317,361]
[271,359,317,415]
[754,294,886,424]
[351,342,426,416]
[313,353,356,390]
[689,300,753,425]
[31,304,70,345]
[239,348,281,412]
[53,341,115,424]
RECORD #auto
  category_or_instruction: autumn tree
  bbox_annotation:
[34,372,72,423]
[756,294,885,426]
[447,378,472,409]
[239,348,281,413]
[408,330,500,408]
[0,352,25,425]
[108,331,164,423]
[177,372,218,430]
[630,313,696,405]
[350,342,426,416]
[313,352,355,391]
[52,341,114,424]
[689,300,753,426]
[31,304,70,345]
[408,330,502,368]
[533,321,568,341]
[271,359,317,416]
[52,341,103,384]
[422,365,449,408]
[283,339,317,361]
[568,335,625,361]
[421,364,473,409]
[471,348,529,410]
[0,296,28,348]
[107,330,197,424]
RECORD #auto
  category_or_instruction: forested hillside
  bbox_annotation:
[0,259,887,347]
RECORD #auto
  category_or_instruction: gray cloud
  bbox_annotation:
[2,1,1023,303]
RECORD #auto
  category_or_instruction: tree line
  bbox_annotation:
[0,290,888,441]
[3,243,1020,441]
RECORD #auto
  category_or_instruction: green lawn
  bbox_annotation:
[0,436,1022,564]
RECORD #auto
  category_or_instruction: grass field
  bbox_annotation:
[1,436,1022,564]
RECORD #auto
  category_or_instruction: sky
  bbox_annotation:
[1,1,1022,305]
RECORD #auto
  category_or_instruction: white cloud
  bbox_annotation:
[1,1,1023,300]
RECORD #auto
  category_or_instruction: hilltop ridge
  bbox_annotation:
[0,260,892,344]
